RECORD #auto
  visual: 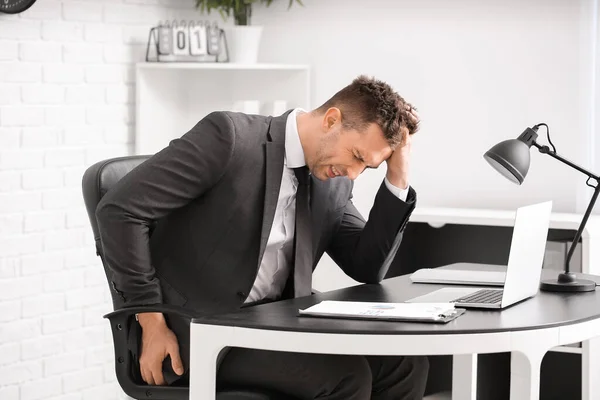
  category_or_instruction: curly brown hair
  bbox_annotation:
[315,75,419,148]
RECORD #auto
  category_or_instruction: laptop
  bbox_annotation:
[410,264,506,286]
[406,201,553,309]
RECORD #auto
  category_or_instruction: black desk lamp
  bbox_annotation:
[484,123,599,292]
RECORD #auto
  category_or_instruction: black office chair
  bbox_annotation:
[82,155,297,400]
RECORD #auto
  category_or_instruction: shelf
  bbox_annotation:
[135,61,310,155]
[136,62,310,71]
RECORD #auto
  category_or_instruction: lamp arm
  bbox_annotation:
[532,141,600,273]
[532,142,600,181]
[563,184,600,273]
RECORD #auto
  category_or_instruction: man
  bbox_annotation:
[96,75,428,399]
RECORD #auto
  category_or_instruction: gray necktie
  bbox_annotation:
[293,166,312,297]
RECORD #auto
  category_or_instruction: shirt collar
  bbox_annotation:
[284,108,307,168]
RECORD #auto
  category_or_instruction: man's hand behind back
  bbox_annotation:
[137,312,184,385]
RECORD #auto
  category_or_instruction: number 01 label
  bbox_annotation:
[172,22,189,56]
[189,22,207,56]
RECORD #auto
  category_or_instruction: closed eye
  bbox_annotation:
[354,151,375,171]
[354,151,365,163]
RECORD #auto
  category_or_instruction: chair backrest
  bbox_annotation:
[81,156,296,400]
[82,155,150,309]
[82,155,194,399]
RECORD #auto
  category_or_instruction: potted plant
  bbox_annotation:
[195,0,302,63]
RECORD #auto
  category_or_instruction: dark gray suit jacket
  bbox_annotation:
[96,110,416,372]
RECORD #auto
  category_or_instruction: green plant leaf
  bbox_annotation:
[194,0,303,19]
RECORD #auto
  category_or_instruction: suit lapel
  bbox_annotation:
[256,112,290,270]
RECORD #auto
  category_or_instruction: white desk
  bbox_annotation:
[189,268,600,400]
[409,207,600,400]
[312,206,600,399]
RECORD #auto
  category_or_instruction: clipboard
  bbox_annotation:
[298,301,466,324]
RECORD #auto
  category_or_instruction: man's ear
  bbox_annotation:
[322,107,342,132]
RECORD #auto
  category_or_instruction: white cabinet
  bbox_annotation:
[135,62,311,155]
[408,206,600,283]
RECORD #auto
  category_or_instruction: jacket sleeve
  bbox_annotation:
[95,112,236,306]
[326,181,416,284]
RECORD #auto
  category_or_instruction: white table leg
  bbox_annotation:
[452,354,477,400]
[509,350,545,400]
[189,324,233,400]
[582,337,600,400]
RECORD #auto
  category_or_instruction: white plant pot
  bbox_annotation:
[224,25,263,64]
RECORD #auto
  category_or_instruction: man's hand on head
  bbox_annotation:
[385,133,411,189]
[405,104,420,129]
[385,104,419,189]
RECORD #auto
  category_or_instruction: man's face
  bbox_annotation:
[307,121,393,181]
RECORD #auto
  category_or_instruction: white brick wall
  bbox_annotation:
[0,1,198,399]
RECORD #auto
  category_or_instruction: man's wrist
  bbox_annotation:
[385,171,408,190]
[136,312,166,330]
[384,177,409,202]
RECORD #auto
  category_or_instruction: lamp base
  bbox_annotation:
[540,272,597,292]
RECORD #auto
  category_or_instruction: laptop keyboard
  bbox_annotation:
[452,289,503,304]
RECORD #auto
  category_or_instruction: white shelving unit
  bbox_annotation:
[135,62,311,155]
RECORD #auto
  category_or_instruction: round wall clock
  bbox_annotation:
[0,0,37,14]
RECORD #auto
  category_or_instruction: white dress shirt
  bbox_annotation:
[244,109,409,303]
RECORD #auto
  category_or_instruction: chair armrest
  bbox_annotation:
[104,304,192,400]
[103,303,197,321]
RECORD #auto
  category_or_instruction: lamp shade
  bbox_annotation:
[483,139,531,185]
